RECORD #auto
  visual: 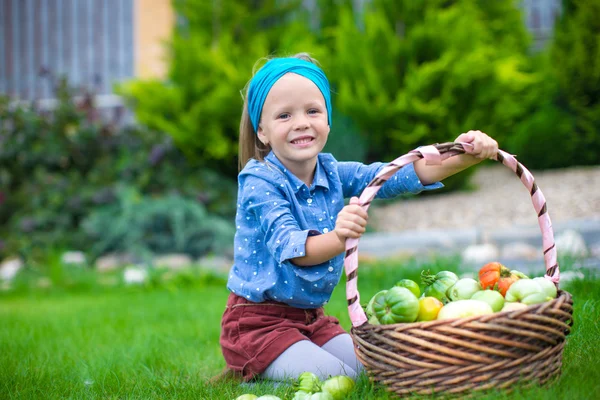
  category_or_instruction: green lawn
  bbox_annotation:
[1,260,599,399]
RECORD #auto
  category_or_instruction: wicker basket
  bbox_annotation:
[344,142,574,397]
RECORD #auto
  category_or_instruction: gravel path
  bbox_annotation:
[370,164,600,233]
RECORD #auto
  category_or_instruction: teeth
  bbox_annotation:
[293,138,312,144]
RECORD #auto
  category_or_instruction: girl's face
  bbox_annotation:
[257,73,330,174]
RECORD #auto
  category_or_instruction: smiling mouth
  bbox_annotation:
[291,137,314,145]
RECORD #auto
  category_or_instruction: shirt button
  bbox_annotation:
[328,266,334,272]
[323,228,329,233]
[307,198,313,204]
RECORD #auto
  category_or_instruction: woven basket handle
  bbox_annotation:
[344,142,560,328]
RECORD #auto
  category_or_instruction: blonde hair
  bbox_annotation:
[238,52,320,171]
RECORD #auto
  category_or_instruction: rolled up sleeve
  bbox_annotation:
[277,229,309,262]
[279,229,321,264]
[377,163,444,198]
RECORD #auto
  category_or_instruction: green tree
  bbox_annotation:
[509,0,600,169]
[119,0,324,176]
[550,0,600,164]
[327,0,536,169]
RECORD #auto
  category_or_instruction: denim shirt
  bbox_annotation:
[226,151,443,309]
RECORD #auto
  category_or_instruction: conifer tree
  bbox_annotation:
[550,0,600,164]
[509,0,600,169]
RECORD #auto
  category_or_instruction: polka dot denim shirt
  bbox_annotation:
[227,151,443,309]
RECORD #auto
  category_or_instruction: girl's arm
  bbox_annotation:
[292,197,367,266]
[414,131,498,185]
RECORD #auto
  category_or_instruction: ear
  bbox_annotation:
[257,126,269,145]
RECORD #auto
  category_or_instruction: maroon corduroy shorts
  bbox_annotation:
[219,293,347,381]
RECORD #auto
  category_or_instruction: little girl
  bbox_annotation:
[219,53,498,382]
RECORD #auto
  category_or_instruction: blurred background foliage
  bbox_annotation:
[1,0,599,262]
[0,75,236,263]
[507,0,600,168]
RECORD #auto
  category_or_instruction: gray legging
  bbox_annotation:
[260,333,364,381]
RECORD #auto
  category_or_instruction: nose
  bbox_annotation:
[292,114,309,130]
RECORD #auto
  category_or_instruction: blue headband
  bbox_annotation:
[247,58,332,133]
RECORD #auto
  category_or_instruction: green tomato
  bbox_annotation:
[293,391,312,400]
[421,270,459,304]
[308,392,334,400]
[236,395,258,400]
[372,286,419,324]
[521,292,551,305]
[532,277,558,299]
[294,372,321,393]
[447,278,481,301]
[321,376,355,400]
[505,279,550,303]
[256,396,282,400]
[366,290,387,320]
[395,279,421,298]
[367,314,380,325]
[470,290,505,312]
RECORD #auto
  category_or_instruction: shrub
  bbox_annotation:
[506,57,578,170]
[325,0,538,190]
[328,0,535,160]
[508,0,600,169]
[82,187,234,262]
[547,0,600,166]
[0,76,236,261]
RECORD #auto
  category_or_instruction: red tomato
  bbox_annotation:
[479,262,510,290]
[496,274,520,297]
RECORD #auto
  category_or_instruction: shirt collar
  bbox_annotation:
[265,152,331,193]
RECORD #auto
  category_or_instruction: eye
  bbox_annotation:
[308,109,319,115]
[278,112,290,120]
